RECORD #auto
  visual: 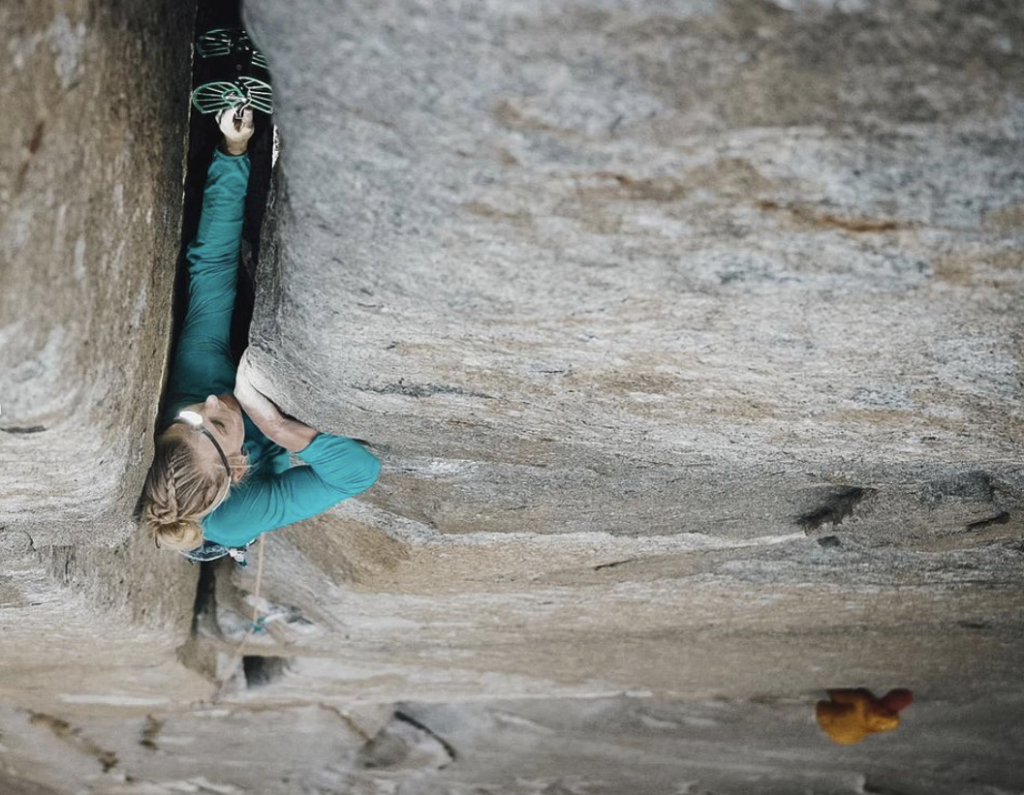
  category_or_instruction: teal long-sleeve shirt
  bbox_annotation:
[160,148,381,548]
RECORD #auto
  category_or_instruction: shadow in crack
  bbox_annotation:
[242,654,290,688]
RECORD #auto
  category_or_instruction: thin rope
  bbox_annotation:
[211,533,266,703]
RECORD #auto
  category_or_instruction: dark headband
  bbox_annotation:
[170,416,232,480]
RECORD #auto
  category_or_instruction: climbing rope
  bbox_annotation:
[211,533,267,703]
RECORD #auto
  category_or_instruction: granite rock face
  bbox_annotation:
[243,0,1024,544]
[0,0,205,761]
[3,694,1024,795]
[228,0,1024,698]
[2,0,1024,793]
[0,0,195,546]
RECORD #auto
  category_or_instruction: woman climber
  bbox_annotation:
[140,107,380,556]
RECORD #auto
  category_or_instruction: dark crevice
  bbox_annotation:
[0,425,47,434]
[965,511,1010,531]
[356,381,496,400]
[177,0,275,375]
[163,0,277,646]
[190,558,218,634]
[139,715,163,752]
[242,655,290,687]
[594,557,638,571]
[862,782,912,795]
[153,0,276,441]
[797,486,874,532]
[393,710,459,764]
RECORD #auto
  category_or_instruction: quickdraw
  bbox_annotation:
[179,539,255,567]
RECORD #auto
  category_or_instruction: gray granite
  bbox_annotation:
[2,1,1023,792]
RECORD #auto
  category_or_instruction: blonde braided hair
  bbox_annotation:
[141,428,251,551]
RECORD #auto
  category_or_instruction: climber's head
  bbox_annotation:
[185,393,246,455]
[141,393,250,551]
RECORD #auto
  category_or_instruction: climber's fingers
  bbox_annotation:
[217,105,255,142]
[235,106,254,133]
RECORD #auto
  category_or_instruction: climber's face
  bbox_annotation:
[176,393,246,465]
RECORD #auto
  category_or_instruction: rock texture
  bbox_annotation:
[0,0,194,545]
[244,0,1024,544]
[2,0,1024,792]
[0,0,205,766]
[233,0,1024,711]
[3,694,1024,795]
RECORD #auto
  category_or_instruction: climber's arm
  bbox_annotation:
[218,347,381,546]
[202,435,382,547]
[166,110,254,408]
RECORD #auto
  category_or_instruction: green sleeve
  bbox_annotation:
[162,148,251,427]
[201,434,382,547]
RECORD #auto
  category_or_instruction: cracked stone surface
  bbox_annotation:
[2,0,1024,792]
[2,695,1023,795]
[0,0,195,546]
[243,0,1024,543]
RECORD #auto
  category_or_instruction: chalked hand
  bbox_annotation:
[217,106,254,155]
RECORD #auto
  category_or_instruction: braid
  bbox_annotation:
[165,457,180,516]
[141,428,253,551]
[147,456,181,527]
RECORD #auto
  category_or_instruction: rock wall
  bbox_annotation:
[3,694,1024,794]
[0,0,204,726]
[230,0,1024,702]
[1,0,194,545]
[243,0,1024,545]
[2,0,1024,792]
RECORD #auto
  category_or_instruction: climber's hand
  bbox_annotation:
[234,348,283,432]
[217,106,254,156]
[235,348,320,454]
